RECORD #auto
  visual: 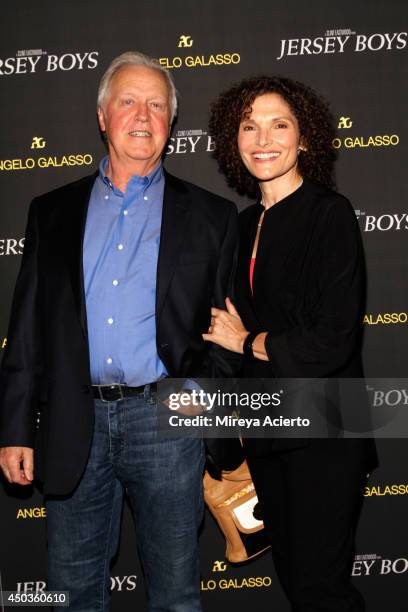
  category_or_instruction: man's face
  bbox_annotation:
[98,65,171,175]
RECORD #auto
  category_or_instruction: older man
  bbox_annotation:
[0,52,241,611]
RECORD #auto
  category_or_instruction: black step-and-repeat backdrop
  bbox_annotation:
[1,1,407,610]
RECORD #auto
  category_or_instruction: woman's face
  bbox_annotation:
[237,92,304,185]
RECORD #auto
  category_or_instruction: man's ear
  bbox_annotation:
[97,107,106,133]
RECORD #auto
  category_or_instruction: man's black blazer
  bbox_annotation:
[0,170,243,495]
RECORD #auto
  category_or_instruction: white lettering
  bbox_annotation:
[355,35,367,52]
[87,51,99,68]
[362,559,376,575]
[352,561,363,576]
[175,137,187,154]
[373,391,384,406]
[393,213,406,230]
[113,575,128,591]
[27,55,41,72]
[188,136,200,152]
[324,36,336,53]
[368,34,385,51]
[384,33,398,49]
[15,57,28,74]
[59,53,76,70]
[46,54,58,71]
[206,135,215,152]
[337,36,350,52]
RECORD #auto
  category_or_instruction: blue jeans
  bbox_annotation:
[46,388,205,612]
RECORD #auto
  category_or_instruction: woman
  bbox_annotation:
[204,76,377,611]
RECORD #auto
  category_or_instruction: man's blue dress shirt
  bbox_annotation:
[83,157,168,386]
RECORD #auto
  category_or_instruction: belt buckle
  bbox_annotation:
[98,384,124,402]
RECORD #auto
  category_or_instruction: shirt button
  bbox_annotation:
[123,210,128,216]
[106,358,113,364]
[112,279,119,286]
[104,195,109,200]
[144,195,148,201]
[118,244,124,251]
[107,318,114,325]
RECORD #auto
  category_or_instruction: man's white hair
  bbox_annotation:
[97,51,178,122]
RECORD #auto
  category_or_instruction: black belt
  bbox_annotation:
[92,382,157,402]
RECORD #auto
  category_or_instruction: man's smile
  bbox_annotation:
[128,130,152,137]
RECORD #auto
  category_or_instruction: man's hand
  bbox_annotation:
[0,447,34,485]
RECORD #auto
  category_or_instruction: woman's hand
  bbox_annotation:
[202,297,249,354]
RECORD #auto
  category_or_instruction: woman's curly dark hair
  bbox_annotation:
[209,76,336,198]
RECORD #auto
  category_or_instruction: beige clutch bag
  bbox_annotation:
[203,460,271,563]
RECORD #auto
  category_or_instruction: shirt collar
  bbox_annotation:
[98,156,164,195]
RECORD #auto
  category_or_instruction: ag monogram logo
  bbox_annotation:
[178,35,193,48]
[338,116,353,129]
[30,136,46,149]
[212,560,227,572]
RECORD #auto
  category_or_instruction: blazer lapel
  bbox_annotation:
[67,172,98,340]
[156,172,190,322]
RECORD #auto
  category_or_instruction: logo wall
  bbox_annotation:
[16,506,46,519]
[110,576,138,591]
[366,383,408,406]
[352,554,408,576]
[0,50,98,75]
[355,209,407,232]
[363,313,407,325]
[159,35,240,69]
[166,129,214,155]
[15,577,138,593]
[200,560,272,591]
[0,238,24,255]
[0,138,94,172]
[277,29,407,60]
[333,116,399,150]
[364,483,408,497]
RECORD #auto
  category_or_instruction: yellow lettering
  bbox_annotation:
[200,580,216,591]
[16,506,46,519]
[341,135,399,149]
